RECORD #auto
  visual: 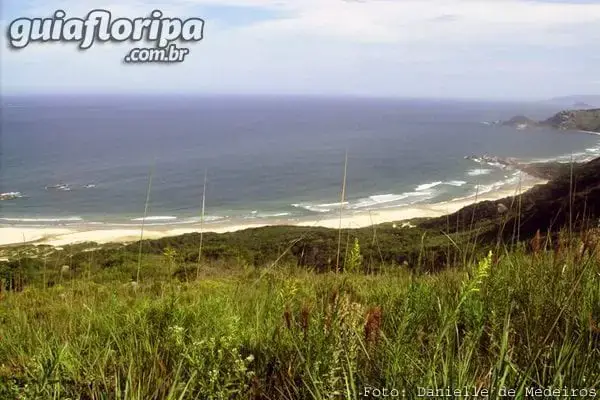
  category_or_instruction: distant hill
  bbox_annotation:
[543,95,600,108]
[541,108,600,132]
[503,108,600,133]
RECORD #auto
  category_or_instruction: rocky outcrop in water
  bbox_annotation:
[501,116,539,130]
[0,192,25,201]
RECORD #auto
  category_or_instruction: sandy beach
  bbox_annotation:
[0,178,544,247]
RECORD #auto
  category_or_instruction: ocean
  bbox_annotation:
[2,95,599,227]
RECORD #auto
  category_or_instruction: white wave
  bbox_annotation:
[262,212,291,217]
[351,193,412,209]
[370,194,411,203]
[416,181,442,191]
[466,157,507,168]
[350,191,435,209]
[528,148,598,163]
[245,212,291,219]
[0,191,26,201]
[473,182,505,196]
[1,191,25,197]
[292,201,349,213]
[445,180,467,187]
[180,216,225,223]
[491,162,506,168]
[468,169,493,176]
[316,201,349,208]
[416,180,467,191]
[529,154,578,163]
[0,216,83,223]
[103,215,225,226]
[292,204,333,213]
[130,216,178,222]
[471,172,523,196]
[579,130,600,136]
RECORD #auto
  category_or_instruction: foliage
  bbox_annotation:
[1,235,599,399]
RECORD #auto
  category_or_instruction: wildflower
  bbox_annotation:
[346,238,362,273]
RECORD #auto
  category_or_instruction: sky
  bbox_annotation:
[1,0,600,99]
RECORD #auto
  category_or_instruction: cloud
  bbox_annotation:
[2,0,599,98]
[233,0,600,44]
[5,0,600,47]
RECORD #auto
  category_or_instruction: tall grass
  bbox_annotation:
[336,151,349,273]
[1,231,598,399]
[136,164,155,283]
[197,169,208,280]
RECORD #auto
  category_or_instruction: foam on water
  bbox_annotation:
[446,180,467,186]
[586,146,600,154]
[292,204,333,213]
[244,211,291,219]
[468,169,493,176]
[130,216,178,222]
[350,190,436,210]
[0,216,83,223]
[179,216,225,224]
[291,178,471,214]
[471,171,523,196]
[3,97,599,228]
[530,140,600,163]
[292,201,349,213]
[1,192,26,198]
[416,181,443,191]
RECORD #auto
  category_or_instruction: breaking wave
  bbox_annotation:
[468,169,493,176]
[0,217,83,223]
[292,202,349,213]
[130,216,178,222]
[415,181,443,191]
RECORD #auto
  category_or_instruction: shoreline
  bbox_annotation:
[0,177,546,247]
[579,130,600,136]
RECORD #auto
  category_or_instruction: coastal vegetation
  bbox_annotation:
[1,232,599,398]
[502,108,600,132]
[1,156,599,398]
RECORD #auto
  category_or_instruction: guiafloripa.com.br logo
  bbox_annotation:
[7,9,205,63]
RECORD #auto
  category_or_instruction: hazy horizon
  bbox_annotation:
[3,92,600,104]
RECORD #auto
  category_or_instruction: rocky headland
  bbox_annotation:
[502,108,600,133]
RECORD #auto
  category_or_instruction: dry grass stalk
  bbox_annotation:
[364,306,382,348]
